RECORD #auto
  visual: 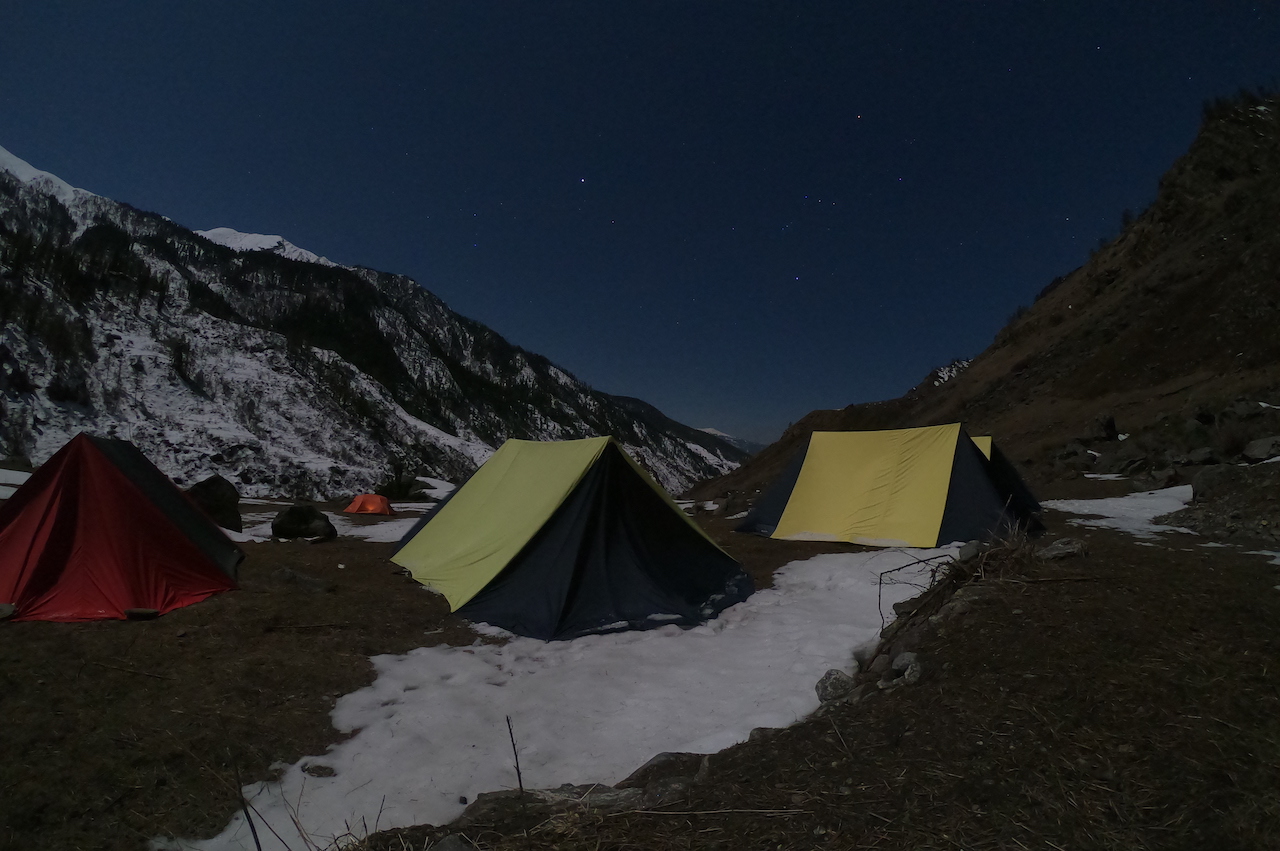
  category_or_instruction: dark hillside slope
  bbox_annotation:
[693,92,1280,502]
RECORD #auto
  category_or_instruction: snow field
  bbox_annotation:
[159,484,1249,850]
[161,547,954,850]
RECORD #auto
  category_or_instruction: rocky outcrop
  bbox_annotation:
[185,474,241,532]
[271,505,337,541]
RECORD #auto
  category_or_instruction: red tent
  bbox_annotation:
[344,493,395,515]
[0,434,242,622]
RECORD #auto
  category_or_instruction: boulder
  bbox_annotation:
[1076,414,1118,444]
[1192,465,1235,502]
[893,652,923,685]
[1132,467,1179,491]
[271,504,337,540]
[1225,399,1263,421]
[1187,447,1217,466]
[615,752,709,806]
[1096,442,1147,475]
[616,752,708,790]
[815,668,857,703]
[879,652,923,689]
[1243,436,1280,462]
[185,474,242,532]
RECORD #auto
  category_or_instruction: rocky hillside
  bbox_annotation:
[693,91,1280,503]
[0,146,746,498]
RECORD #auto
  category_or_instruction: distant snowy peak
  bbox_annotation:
[197,226,338,267]
[0,143,92,206]
[698,428,765,455]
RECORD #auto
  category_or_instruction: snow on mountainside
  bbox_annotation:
[0,144,746,497]
[698,427,766,455]
[197,227,339,267]
[0,145,90,207]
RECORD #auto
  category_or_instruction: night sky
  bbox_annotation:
[4,4,1278,443]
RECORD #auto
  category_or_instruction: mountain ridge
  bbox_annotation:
[690,90,1280,502]
[0,144,747,497]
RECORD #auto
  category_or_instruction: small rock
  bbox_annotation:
[957,540,983,563]
[816,669,857,703]
[891,593,927,616]
[892,652,923,686]
[851,640,880,669]
[1037,538,1088,560]
[430,835,477,851]
[868,654,891,678]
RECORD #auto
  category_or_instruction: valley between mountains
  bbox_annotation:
[2,92,1280,850]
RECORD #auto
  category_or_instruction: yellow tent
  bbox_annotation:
[737,424,1039,548]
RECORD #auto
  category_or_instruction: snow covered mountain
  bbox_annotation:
[697,427,766,455]
[196,227,339,267]
[0,145,746,497]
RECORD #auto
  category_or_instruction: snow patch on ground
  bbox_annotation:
[160,547,955,850]
[0,468,30,498]
[327,513,421,544]
[413,477,456,499]
[1042,485,1194,538]
[0,469,32,486]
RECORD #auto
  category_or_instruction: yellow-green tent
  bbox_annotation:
[736,424,1039,548]
[392,437,753,640]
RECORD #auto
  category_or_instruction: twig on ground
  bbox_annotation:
[94,660,173,680]
[506,715,525,795]
[232,762,265,851]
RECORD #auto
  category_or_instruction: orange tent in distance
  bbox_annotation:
[344,494,395,515]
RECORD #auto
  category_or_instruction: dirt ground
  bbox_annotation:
[4,488,1280,850]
